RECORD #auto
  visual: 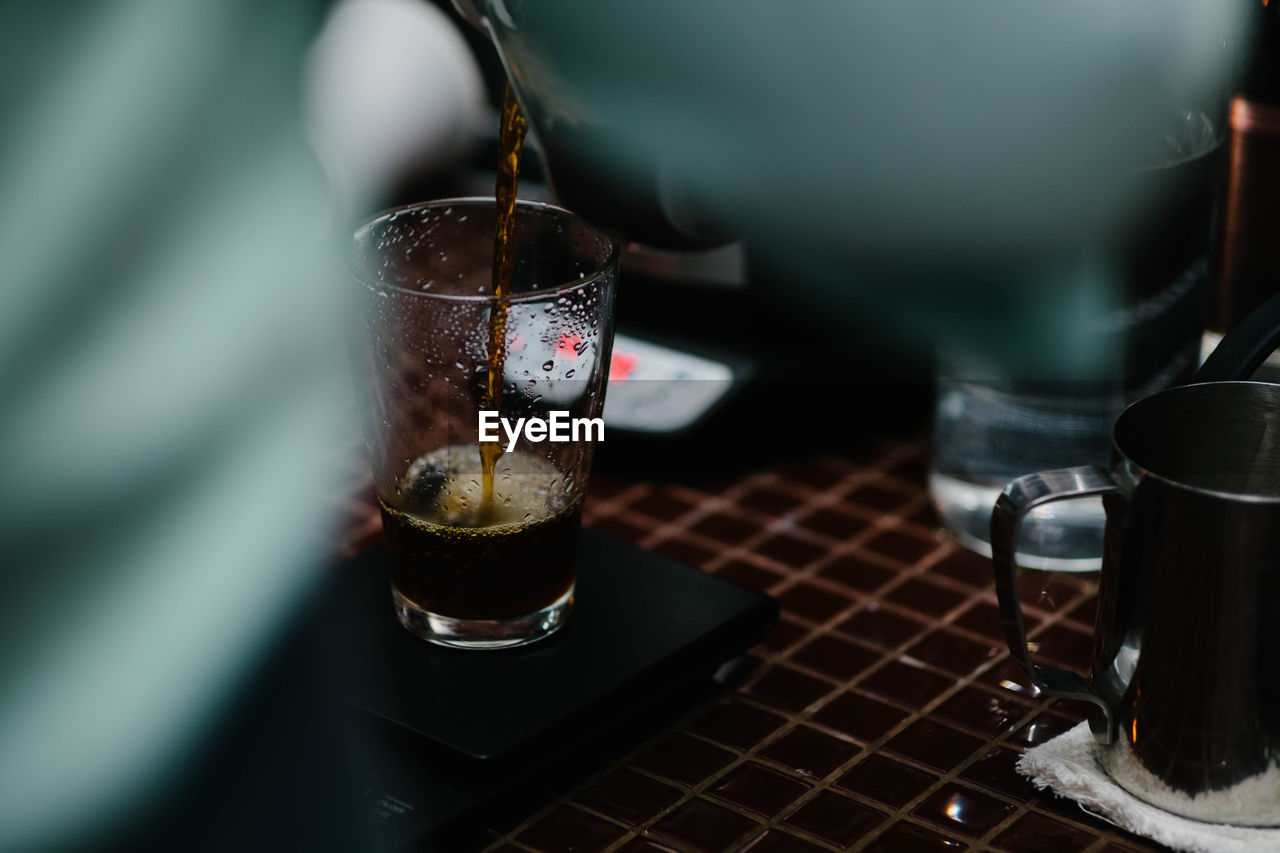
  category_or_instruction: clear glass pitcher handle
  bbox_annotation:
[990,466,1121,743]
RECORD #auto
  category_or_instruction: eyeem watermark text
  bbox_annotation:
[478,411,604,452]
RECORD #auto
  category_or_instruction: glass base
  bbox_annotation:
[930,472,1104,572]
[392,585,574,649]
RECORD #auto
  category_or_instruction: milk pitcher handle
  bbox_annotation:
[991,467,1121,743]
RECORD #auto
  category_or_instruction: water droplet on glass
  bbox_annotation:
[541,360,555,371]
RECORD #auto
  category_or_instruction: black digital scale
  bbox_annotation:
[322,529,777,850]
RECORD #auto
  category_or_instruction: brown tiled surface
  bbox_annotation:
[836,604,927,648]
[337,439,1165,852]
[910,783,1017,838]
[632,734,736,787]
[758,726,861,779]
[708,763,810,818]
[746,667,836,714]
[784,791,885,847]
[811,691,909,743]
[835,754,937,810]
[885,719,986,771]
[741,829,829,853]
[794,507,871,541]
[649,799,757,852]
[790,635,880,682]
[687,702,787,752]
[819,560,895,596]
[576,770,684,826]
[860,661,955,708]
[514,806,626,853]
[933,687,1033,739]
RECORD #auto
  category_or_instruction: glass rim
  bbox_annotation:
[349,197,620,303]
[1136,109,1224,173]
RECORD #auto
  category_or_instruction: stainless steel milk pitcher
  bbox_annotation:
[992,295,1280,824]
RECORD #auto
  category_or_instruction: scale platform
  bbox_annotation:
[322,528,778,849]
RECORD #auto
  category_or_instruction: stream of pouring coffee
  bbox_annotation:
[480,84,528,510]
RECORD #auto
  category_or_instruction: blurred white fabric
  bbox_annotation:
[0,1,351,846]
[0,0,495,842]
[306,0,487,216]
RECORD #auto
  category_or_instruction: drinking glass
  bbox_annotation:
[349,198,618,648]
[930,110,1223,570]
